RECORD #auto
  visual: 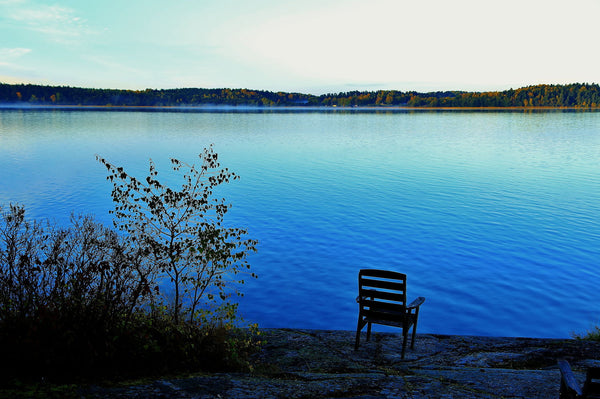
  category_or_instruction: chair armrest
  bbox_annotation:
[357,295,373,303]
[558,360,583,397]
[407,296,425,309]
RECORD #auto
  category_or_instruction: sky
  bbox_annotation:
[1,0,600,95]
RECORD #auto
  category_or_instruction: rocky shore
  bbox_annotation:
[83,329,600,398]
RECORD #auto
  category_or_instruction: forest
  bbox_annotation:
[0,82,599,108]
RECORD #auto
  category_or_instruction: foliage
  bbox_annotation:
[317,84,600,108]
[0,83,313,106]
[572,325,600,341]
[0,203,149,331]
[1,82,600,108]
[0,148,260,383]
[96,146,258,324]
[0,205,150,380]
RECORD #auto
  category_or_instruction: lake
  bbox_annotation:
[1,107,599,338]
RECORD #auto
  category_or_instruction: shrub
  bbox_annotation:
[0,205,152,380]
[573,325,600,341]
[0,147,260,382]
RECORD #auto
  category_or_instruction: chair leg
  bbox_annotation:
[355,317,365,350]
[366,322,372,341]
[411,317,419,349]
[401,326,409,359]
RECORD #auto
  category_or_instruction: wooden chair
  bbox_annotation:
[558,360,600,398]
[354,269,425,359]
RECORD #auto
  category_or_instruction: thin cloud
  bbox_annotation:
[0,47,31,59]
[2,1,94,43]
[0,47,31,66]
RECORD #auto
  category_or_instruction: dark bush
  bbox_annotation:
[0,204,260,383]
[0,149,259,383]
[0,205,145,379]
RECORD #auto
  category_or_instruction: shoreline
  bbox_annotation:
[1,103,599,113]
[79,328,600,398]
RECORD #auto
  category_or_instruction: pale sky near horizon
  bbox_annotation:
[1,0,599,95]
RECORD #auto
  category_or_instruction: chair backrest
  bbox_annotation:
[584,367,600,397]
[358,269,407,322]
[558,360,600,399]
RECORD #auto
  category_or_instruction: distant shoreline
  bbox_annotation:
[1,104,597,112]
[2,82,600,108]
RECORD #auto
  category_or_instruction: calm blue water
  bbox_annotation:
[1,108,599,338]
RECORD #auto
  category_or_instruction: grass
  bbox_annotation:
[573,325,600,341]
[0,382,80,399]
[0,324,263,398]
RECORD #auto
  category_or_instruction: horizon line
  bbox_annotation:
[2,81,600,97]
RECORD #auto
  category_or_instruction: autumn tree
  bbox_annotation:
[96,146,257,324]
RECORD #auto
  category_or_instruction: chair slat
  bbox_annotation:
[359,288,405,302]
[587,367,600,379]
[360,269,406,280]
[360,298,405,313]
[585,367,600,397]
[360,278,405,292]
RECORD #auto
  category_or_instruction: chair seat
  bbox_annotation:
[362,315,416,329]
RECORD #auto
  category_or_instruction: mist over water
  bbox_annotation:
[1,108,599,337]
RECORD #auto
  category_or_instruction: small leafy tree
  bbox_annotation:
[96,145,257,324]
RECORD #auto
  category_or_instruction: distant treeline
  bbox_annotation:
[1,82,600,108]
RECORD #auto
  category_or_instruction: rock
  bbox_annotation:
[80,329,600,398]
